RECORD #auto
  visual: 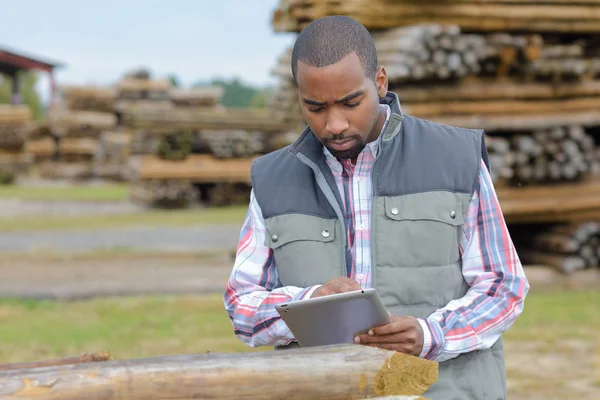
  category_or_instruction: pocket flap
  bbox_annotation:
[384,192,466,226]
[265,214,337,249]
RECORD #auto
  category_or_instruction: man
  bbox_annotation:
[224,15,529,400]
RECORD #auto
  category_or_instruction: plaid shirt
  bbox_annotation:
[224,108,530,362]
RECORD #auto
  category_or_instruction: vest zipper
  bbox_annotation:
[370,113,404,291]
[296,154,348,278]
[370,156,378,290]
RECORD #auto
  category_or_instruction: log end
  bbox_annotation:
[375,351,438,397]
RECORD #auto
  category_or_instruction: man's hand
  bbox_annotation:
[353,316,424,357]
[310,277,362,298]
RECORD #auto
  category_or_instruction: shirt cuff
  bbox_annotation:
[417,318,445,360]
[293,285,321,301]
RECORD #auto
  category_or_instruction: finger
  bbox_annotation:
[355,332,411,344]
[370,318,414,336]
[345,278,362,290]
[336,280,359,293]
[362,343,413,353]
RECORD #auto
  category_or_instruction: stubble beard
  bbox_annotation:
[325,140,366,161]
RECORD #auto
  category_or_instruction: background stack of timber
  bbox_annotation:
[28,86,119,181]
[269,0,600,274]
[0,105,33,184]
[122,77,291,208]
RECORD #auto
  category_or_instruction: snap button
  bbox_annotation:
[450,210,456,219]
[271,234,279,242]
[321,230,330,238]
[390,207,399,215]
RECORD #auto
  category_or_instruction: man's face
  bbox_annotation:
[296,52,388,160]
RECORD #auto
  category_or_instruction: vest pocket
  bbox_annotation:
[264,214,344,287]
[375,192,466,268]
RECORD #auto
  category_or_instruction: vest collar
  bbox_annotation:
[288,91,404,164]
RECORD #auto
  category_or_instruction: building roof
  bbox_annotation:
[0,45,64,75]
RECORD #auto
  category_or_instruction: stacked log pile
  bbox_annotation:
[123,82,290,208]
[269,0,600,272]
[272,0,600,34]
[0,105,33,184]
[511,222,600,274]
[486,126,600,185]
[38,101,118,181]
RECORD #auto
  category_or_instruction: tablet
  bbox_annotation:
[274,288,391,347]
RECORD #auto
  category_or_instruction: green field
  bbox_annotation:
[0,184,130,202]
[0,206,248,232]
[0,290,597,364]
[0,295,262,364]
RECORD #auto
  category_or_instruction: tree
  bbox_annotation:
[0,71,43,120]
[167,74,180,88]
[250,86,275,108]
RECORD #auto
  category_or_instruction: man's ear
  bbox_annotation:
[376,65,388,97]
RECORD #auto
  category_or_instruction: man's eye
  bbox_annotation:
[345,102,360,108]
[308,107,323,113]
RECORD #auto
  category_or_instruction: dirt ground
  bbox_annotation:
[505,337,599,400]
[0,253,235,299]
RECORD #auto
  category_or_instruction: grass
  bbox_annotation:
[0,183,130,202]
[503,289,600,343]
[0,289,597,365]
[0,206,248,232]
[0,248,232,262]
[0,295,263,364]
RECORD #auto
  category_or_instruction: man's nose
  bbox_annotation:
[325,110,350,135]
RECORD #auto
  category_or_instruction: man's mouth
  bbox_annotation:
[328,138,356,151]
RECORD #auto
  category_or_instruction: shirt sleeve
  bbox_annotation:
[417,159,530,363]
[223,189,321,348]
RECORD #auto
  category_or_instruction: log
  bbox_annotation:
[60,85,116,113]
[129,179,199,208]
[58,138,98,156]
[404,97,600,118]
[169,87,224,107]
[201,130,267,158]
[0,104,32,125]
[121,107,287,134]
[272,0,600,33]
[135,154,252,183]
[511,220,600,272]
[496,176,600,223]
[0,351,112,372]
[24,138,57,158]
[38,162,93,181]
[517,249,586,274]
[94,130,131,164]
[208,182,252,206]
[0,345,438,399]
[427,110,600,131]
[396,79,600,103]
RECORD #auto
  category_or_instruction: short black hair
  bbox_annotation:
[291,15,378,86]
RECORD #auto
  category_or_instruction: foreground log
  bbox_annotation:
[0,344,437,400]
[0,351,112,372]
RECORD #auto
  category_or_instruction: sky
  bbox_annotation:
[1,0,296,101]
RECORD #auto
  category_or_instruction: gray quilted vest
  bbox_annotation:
[250,91,505,400]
